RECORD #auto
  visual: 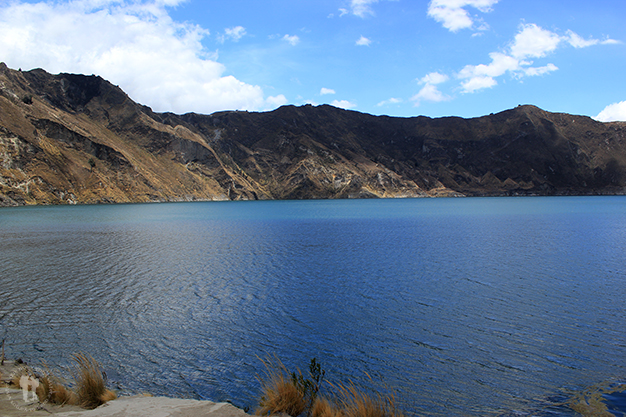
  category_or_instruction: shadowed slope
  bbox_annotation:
[1,63,625,206]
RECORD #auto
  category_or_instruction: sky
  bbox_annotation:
[0,0,625,121]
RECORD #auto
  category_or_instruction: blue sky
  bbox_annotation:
[1,0,625,121]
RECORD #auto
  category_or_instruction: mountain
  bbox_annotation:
[1,63,625,206]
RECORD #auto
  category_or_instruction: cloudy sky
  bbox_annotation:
[1,0,624,121]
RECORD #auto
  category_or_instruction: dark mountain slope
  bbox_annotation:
[1,63,625,206]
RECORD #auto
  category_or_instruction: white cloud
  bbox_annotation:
[412,84,449,103]
[0,1,285,114]
[460,75,497,93]
[282,34,300,46]
[595,101,626,122]
[427,0,499,32]
[458,52,520,80]
[427,9,620,98]
[566,30,600,48]
[356,35,372,46]
[522,63,558,77]
[565,30,620,48]
[601,38,621,45]
[377,97,402,106]
[509,23,561,59]
[331,99,357,109]
[320,88,336,95]
[510,25,618,59]
[419,72,449,85]
[266,94,289,107]
[456,24,601,94]
[218,26,246,43]
[342,0,378,18]
[412,71,450,105]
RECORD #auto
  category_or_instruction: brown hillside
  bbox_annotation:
[1,63,625,206]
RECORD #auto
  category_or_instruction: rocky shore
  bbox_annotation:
[0,359,250,417]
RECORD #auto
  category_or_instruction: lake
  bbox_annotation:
[1,197,625,416]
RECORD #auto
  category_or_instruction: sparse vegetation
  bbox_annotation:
[36,364,78,406]
[311,397,343,417]
[256,357,404,417]
[257,355,308,417]
[2,353,116,409]
[1,351,404,415]
[21,94,33,105]
[71,352,117,409]
[330,377,404,417]
[291,357,325,414]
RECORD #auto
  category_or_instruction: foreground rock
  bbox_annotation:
[1,62,626,206]
[0,390,249,417]
[54,396,249,417]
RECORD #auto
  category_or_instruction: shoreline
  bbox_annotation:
[0,359,250,417]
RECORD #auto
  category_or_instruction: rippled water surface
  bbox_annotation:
[1,197,625,415]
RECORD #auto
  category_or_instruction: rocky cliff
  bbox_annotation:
[1,63,625,206]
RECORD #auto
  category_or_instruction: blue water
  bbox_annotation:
[1,197,625,416]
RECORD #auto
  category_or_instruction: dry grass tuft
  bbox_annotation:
[312,397,344,417]
[255,356,405,417]
[3,355,113,409]
[33,363,77,405]
[99,388,118,403]
[37,376,78,405]
[35,372,52,403]
[330,378,404,417]
[37,377,78,405]
[53,383,79,405]
[256,356,307,417]
[71,353,115,409]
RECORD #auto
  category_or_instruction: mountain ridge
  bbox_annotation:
[1,63,625,206]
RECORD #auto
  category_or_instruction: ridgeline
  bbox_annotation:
[1,63,625,206]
